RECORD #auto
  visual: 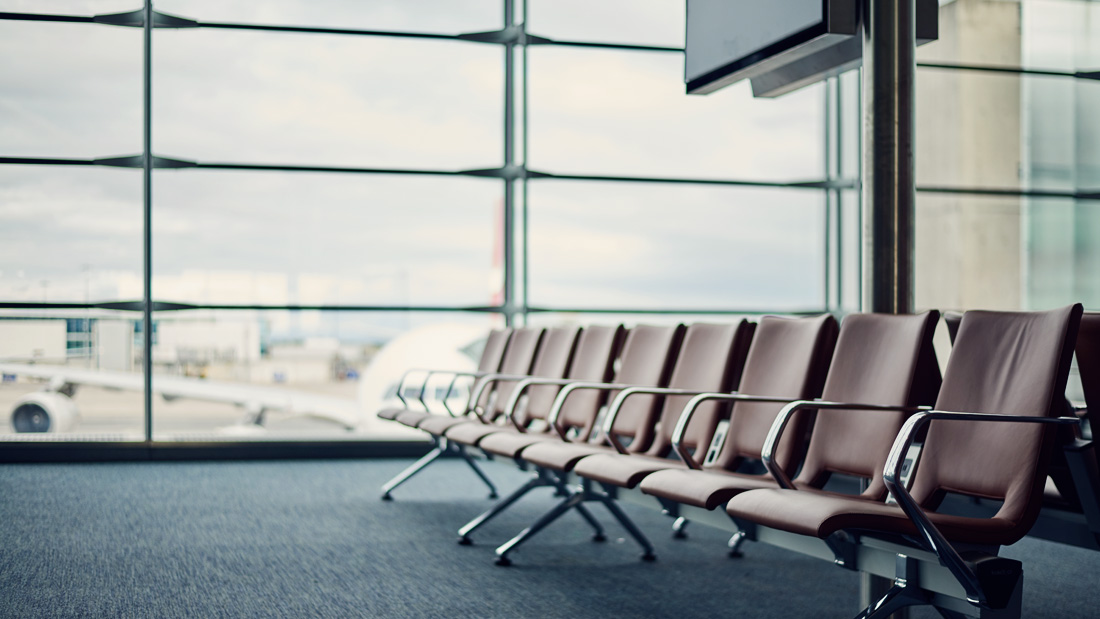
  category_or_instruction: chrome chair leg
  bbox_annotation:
[458,473,550,544]
[457,445,498,499]
[672,516,690,539]
[495,491,585,566]
[380,442,445,500]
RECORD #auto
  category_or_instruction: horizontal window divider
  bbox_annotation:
[0,11,687,53]
[0,302,98,311]
[152,304,505,313]
[1,156,847,189]
[192,162,467,176]
[0,155,490,178]
[2,302,836,317]
[0,156,96,167]
[198,20,470,42]
[0,9,489,43]
[524,35,682,53]
[6,10,1097,82]
[0,301,504,313]
[528,170,852,190]
[0,11,92,24]
[525,306,827,316]
[6,156,1094,200]
[916,185,1100,201]
[917,61,1100,82]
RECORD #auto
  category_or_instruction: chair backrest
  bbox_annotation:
[552,325,627,441]
[469,328,513,410]
[484,327,545,420]
[1047,312,1100,506]
[510,325,581,427]
[640,321,756,460]
[591,324,685,452]
[1076,313,1100,426]
[909,304,1082,544]
[793,312,942,500]
[708,314,838,473]
[478,329,513,373]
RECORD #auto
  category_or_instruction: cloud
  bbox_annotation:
[0,2,831,335]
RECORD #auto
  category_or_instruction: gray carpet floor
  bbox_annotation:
[1,458,1097,618]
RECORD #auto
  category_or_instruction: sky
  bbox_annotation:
[0,0,846,341]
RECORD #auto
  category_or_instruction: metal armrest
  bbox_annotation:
[671,392,811,470]
[604,387,731,457]
[394,367,440,408]
[501,377,580,432]
[760,400,932,490]
[434,370,494,416]
[883,411,1079,607]
[462,373,539,423]
[547,381,641,442]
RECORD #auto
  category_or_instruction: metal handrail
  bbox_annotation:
[603,387,732,456]
[671,393,809,470]
[500,377,579,432]
[547,381,642,441]
[461,372,543,423]
[881,411,1079,607]
[760,400,930,489]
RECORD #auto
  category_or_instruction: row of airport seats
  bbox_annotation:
[376,306,1096,619]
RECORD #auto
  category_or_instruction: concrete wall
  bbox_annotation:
[914,0,1024,311]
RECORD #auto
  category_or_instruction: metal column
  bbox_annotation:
[861,0,916,316]
[502,0,517,326]
[520,0,530,325]
[859,0,916,616]
[142,0,154,442]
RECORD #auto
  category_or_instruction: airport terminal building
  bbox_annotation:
[1,1,1098,617]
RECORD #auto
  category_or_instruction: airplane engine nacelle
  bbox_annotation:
[10,391,79,433]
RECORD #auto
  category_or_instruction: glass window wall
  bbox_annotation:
[3,0,1095,447]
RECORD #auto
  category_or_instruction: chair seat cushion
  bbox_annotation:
[726,488,1021,545]
[376,407,406,421]
[573,453,684,489]
[394,410,433,427]
[479,431,558,458]
[445,422,512,446]
[416,414,474,435]
[640,468,782,510]
[521,441,616,472]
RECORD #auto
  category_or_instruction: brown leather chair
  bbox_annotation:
[413,327,546,436]
[575,316,837,495]
[376,328,512,426]
[1041,312,1100,522]
[475,324,683,469]
[462,323,686,563]
[516,321,755,542]
[950,311,1090,513]
[447,326,625,546]
[725,304,1083,618]
[379,328,541,501]
[638,312,939,551]
[444,325,623,449]
[1076,313,1100,431]
[487,318,838,566]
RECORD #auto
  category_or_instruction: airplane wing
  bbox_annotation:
[0,363,361,431]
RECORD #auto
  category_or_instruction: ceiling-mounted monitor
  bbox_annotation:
[686,0,938,98]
